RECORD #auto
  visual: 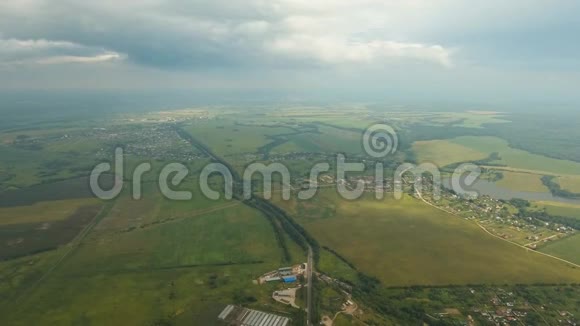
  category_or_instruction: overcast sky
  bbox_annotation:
[1,0,579,105]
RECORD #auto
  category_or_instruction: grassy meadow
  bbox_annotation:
[452,136,580,175]
[0,198,101,226]
[184,120,295,156]
[0,129,106,190]
[274,125,364,155]
[0,188,299,325]
[496,171,549,193]
[413,135,580,194]
[414,136,580,176]
[540,234,580,265]
[317,249,358,284]
[274,190,580,286]
[2,108,580,324]
[0,199,103,260]
[412,140,488,167]
[557,175,580,193]
[533,201,580,220]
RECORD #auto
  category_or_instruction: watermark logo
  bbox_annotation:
[89,123,480,202]
[362,123,398,158]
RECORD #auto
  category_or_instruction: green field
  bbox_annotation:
[557,175,580,193]
[184,120,295,156]
[317,249,357,284]
[540,234,580,265]
[413,136,580,177]
[0,198,101,226]
[451,136,580,175]
[0,176,114,207]
[404,111,510,128]
[0,192,300,325]
[274,191,580,286]
[0,116,307,325]
[366,110,510,129]
[273,125,364,155]
[533,201,580,220]
[0,203,103,260]
[0,132,105,189]
[412,139,489,167]
[2,107,580,324]
[184,118,368,158]
[496,171,549,193]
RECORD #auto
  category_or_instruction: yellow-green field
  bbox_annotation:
[413,136,580,177]
[413,140,490,167]
[557,175,580,193]
[382,111,509,128]
[540,234,580,265]
[0,198,101,226]
[496,171,549,193]
[318,249,358,283]
[452,136,580,175]
[425,111,510,128]
[184,120,295,156]
[270,106,374,128]
[533,201,580,220]
[274,191,580,286]
[0,193,300,325]
[272,125,363,155]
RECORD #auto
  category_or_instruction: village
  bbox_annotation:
[469,287,577,326]
[91,124,206,162]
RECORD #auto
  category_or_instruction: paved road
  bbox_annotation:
[306,246,314,326]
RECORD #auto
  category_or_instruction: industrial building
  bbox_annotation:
[217,305,290,326]
[264,276,282,282]
[278,267,293,276]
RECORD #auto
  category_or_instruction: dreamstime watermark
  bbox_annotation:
[89,124,482,202]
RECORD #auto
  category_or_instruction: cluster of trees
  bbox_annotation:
[508,198,580,230]
[489,113,580,163]
[232,290,258,305]
[473,152,502,165]
[444,152,505,171]
[528,210,580,230]
[541,176,580,199]
[508,198,530,210]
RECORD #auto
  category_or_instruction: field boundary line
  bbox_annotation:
[136,201,242,230]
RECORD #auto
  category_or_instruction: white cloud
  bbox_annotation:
[262,2,454,67]
[35,52,123,65]
[268,35,453,67]
[0,38,78,51]
[0,37,124,66]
